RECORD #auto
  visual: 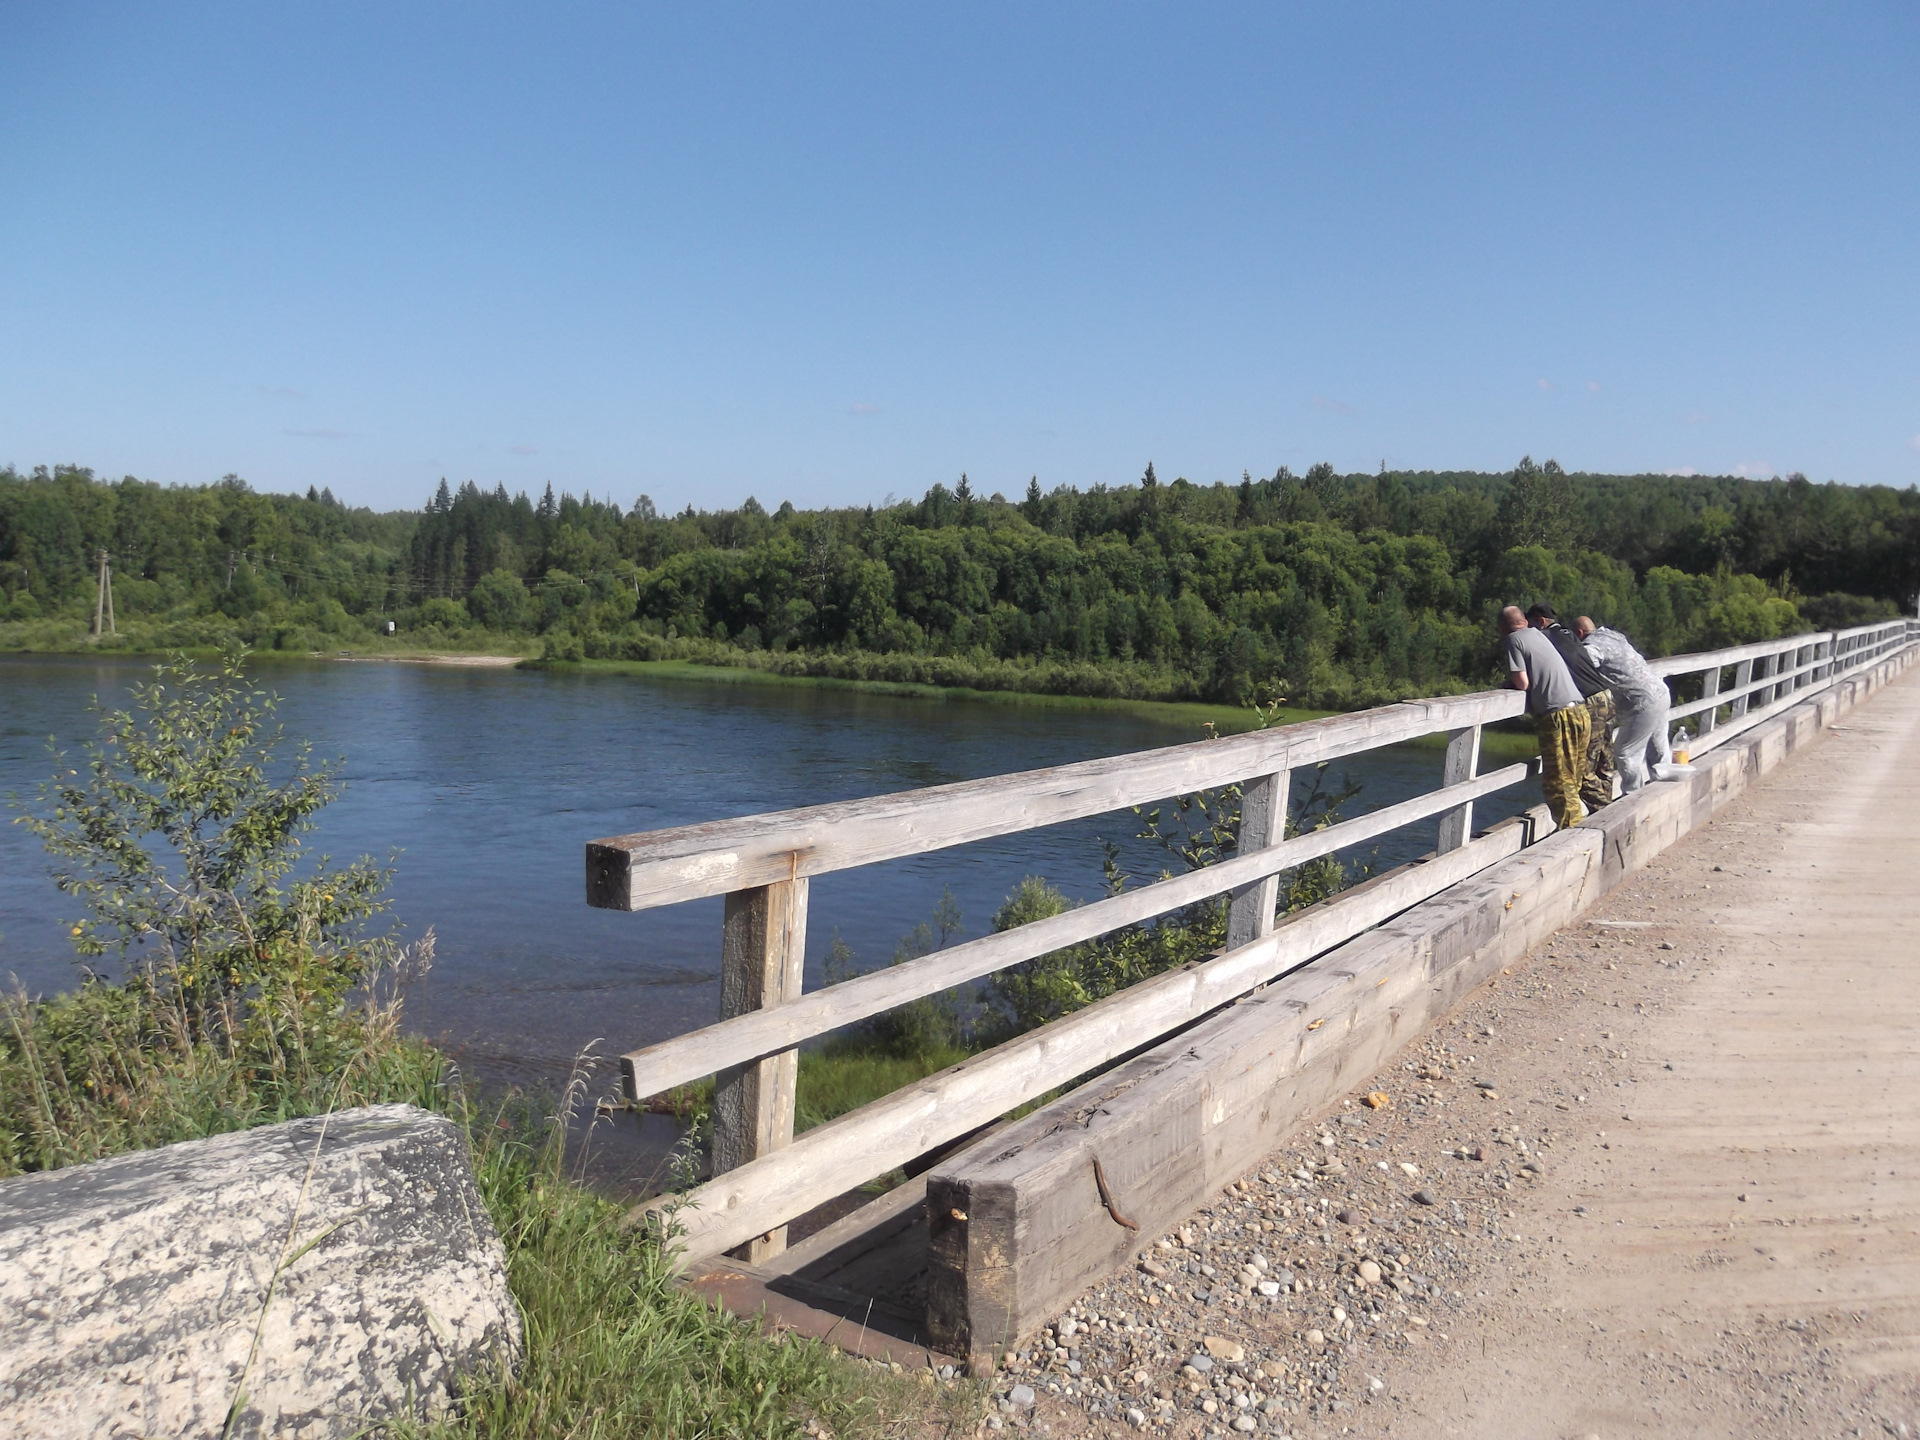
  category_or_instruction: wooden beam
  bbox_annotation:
[587,691,1525,912]
[1697,663,1722,734]
[712,875,808,1262]
[924,807,1603,1366]
[1729,657,1755,718]
[1647,631,1831,678]
[1665,651,1828,723]
[631,823,1530,1263]
[1224,769,1287,951]
[620,763,1528,1100]
[1435,724,1480,854]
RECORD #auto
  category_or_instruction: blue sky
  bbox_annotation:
[3,4,1916,511]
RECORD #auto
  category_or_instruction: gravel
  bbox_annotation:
[984,1024,1591,1434]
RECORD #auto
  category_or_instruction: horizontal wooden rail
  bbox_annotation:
[586,690,1524,912]
[1659,622,1912,756]
[618,761,1529,1098]
[1664,648,1828,723]
[635,820,1533,1261]
[1650,622,1909,680]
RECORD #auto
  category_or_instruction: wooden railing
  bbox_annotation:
[1650,618,1915,754]
[584,619,1917,1263]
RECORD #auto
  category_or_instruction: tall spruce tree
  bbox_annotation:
[1495,456,1582,551]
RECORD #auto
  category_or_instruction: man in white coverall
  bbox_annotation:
[1574,615,1672,793]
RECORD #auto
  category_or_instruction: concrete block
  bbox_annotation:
[0,1104,518,1440]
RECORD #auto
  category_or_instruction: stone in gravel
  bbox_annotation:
[1257,1281,1281,1297]
[1467,1145,1487,1161]
[1357,1260,1382,1285]
[1125,1407,1146,1428]
[1413,1188,1438,1205]
[1202,1337,1245,1363]
[1259,1361,1287,1379]
[1232,1416,1257,1432]
[1187,1354,1215,1374]
[1006,1384,1037,1409]
[1305,1329,1327,1348]
[1271,1268,1295,1288]
[1335,1207,1360,1225]
[1139,1259,1169,1278]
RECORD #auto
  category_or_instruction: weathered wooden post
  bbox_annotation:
[1435,724,1481,853]
[1730,657,1755,718]
[713,872,809,1262]
[1697,665,1722,735]
[1226,770,1289,950]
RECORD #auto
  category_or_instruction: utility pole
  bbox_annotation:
[92,550,115,638]
[226,550,236,590]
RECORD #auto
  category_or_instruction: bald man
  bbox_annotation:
[1499,604,1589,829]
[1574,615,1673,792]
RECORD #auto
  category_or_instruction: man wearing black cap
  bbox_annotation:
[1525,603,1616,812]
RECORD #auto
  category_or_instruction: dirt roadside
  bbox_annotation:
[1002,670,1920,1440]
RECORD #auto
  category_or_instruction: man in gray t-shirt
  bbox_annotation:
[1498,605,1589,828]
[1504,625,1584,714]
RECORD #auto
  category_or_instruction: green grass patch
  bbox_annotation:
[385,1100,981,1440]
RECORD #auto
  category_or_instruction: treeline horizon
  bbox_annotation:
[3,459,1913,709]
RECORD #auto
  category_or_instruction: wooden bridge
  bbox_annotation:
[584,619,1916,1371]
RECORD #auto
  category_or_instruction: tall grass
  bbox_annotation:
[389,1082,980,1440]
[0,936,445,1177]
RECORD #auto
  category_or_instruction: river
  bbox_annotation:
[2,653,1528,1184]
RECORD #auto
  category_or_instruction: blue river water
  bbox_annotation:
[1,654,1529,1119]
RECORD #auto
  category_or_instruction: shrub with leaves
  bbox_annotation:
[987,739,1366,1035]
[3,649,439,1175]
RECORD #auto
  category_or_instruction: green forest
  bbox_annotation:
[3,459,1913,709]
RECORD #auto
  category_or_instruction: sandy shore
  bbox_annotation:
[334,652,526,667]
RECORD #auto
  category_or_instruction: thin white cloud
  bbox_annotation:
[1310,394,1353,414]
[284,428,346,439]
[1909,434,1920,453]
[1733,462,1776,479]
[258,385,306,399]
[1683,412,1712,425]
[1586,380,1603,393]
[509,444,537,455]
[1536,378,1553,392]
[849,402,878,415]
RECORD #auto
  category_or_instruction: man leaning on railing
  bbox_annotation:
[1499,604,1589,829]
[1526,602,1616,813]
[1574,614,1673,794]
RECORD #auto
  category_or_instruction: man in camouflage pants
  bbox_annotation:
[1500,606,1590,829]
[1527,603,1615,812]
